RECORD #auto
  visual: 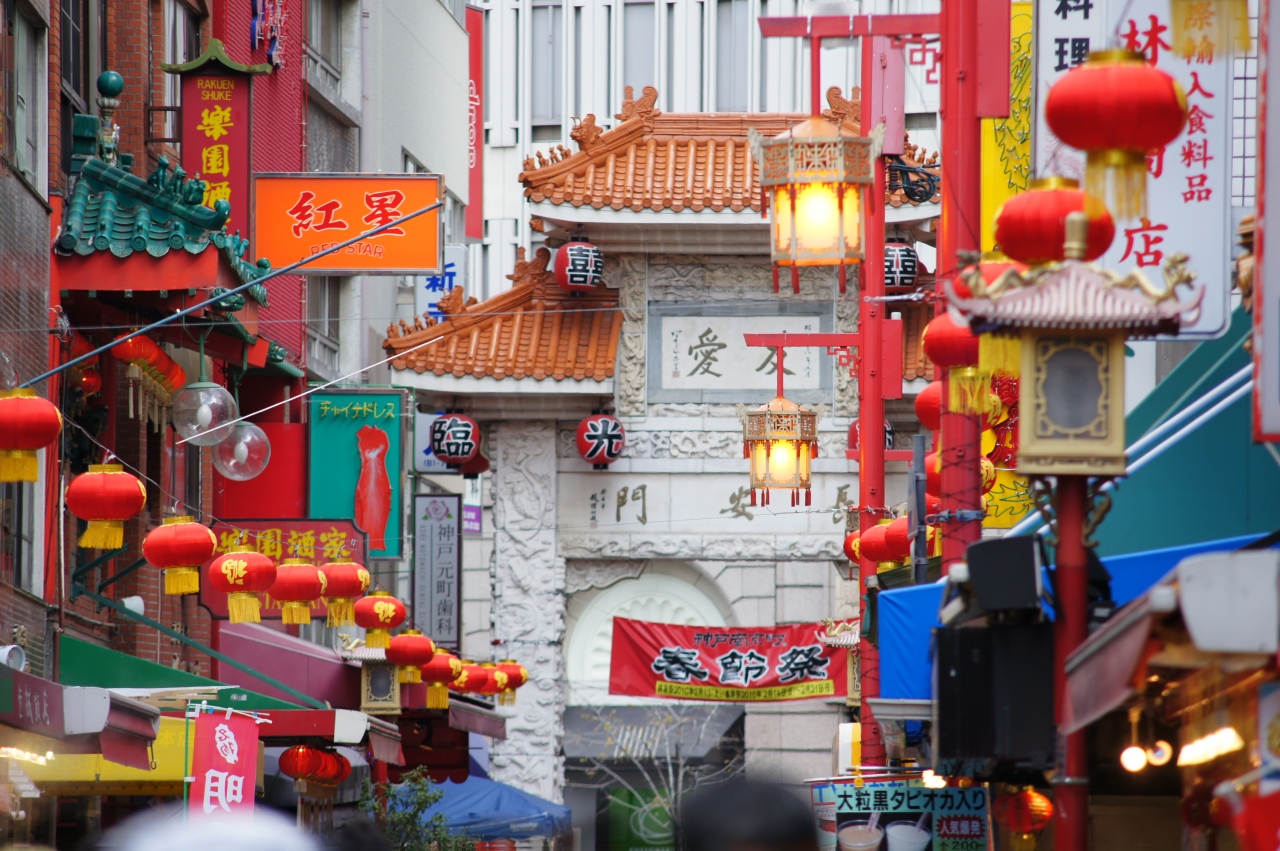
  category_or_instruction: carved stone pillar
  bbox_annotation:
[488,420,566,802]
[612,254,647,416]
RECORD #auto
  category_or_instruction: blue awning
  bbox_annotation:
[405,775,572,839]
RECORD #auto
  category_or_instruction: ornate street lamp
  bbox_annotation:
[742,392,818,507]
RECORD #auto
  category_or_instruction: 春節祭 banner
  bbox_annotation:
[609,617,851,702]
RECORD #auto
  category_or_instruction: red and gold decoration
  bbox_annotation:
[430,413,481,468]
[354,590,406,649]
[914,381,943,434]
[859,521,895,568]
[742,395,818,506]
[421,649,464,709]
[271,559,325,625]
[576,413,626,469]
[883,516,912,563]
[208,548,277,623]
[279,744,327,781]
[993,178,1114,266]
[496,660,529,706]
[386,629,436,683]
[319,558,371,626]
[922,313,984,415]
[993,788,1054,851]
[553,240,605,293]
[65,464,146,549]
[450,661,491,695]
[842,530,860,563]
[0,389,63,482]
[143,516,217,595]
[1044,51,1188,219]
[476,662,510,698]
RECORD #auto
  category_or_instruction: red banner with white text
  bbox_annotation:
[465,5,484,240]
[188,712,260,819]
[609,617,852,702]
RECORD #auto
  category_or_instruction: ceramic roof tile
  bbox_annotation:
[382,248,622,382]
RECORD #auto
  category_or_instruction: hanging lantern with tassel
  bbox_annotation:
[271,559,325,625]
[475,662,510,699]
[922,314,984,416]
[496,660,528,706]
[742,395,818,507]
[143,516,217,595]
[279,744,326,782]
[993,177,1115,266]
[354,590,406,649]
[386,629,436,683]
[993,788,1054,851]
[0,389,62,482]
[421,649,464,709]
[65,464,147,549]
[319,559,370,626]
[450,661,491,695]
[208,548,277,623]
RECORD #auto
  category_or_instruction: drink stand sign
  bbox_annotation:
[814,779,988,851]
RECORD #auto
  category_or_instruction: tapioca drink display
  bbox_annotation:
[837,823,883,851]
[885,822,930,851]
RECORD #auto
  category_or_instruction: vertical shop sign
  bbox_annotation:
[466,6,485,240]
[1256,0,1280,440]
[189,711,259,819]
[980,4,1034,252]
[413,494,462,646]
[182,71,252,233]
[309,392,404,558]
[415,244,467,322]
[1034,0,1233,338]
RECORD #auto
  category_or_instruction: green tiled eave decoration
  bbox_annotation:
[159,38,274,75]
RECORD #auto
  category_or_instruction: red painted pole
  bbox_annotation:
[937,0,982,575]
[857,34,886,767]
[1053,475,1090,851]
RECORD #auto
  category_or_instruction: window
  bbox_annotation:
[60,0,105,175]
[716,0,749,111]
[308,276,341,376]
[0,482,36,593]
[164,0,201,142]
[3,9,43,183]
[623,2,656,95]
[310,0,343,71]
[531,1,563,131]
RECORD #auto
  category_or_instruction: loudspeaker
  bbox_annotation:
[966,536,1042,612]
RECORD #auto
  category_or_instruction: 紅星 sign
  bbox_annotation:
[253,173,443,274]
[609,617,851,702]
[189,711,259,819]
[413,495,461,646]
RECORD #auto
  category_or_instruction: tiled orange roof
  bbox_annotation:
[381,248,621,382]
[520,86,940,214]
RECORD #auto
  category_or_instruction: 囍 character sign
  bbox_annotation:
[609,617,851,702]
[188,711,260,819]
[253,174,443,275]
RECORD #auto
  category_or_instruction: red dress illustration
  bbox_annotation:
[354,426,392,550]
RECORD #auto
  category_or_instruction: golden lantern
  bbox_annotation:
[758,117,873,294]
[742,395,818,507]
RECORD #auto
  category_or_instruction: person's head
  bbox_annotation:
[680,779,819,851]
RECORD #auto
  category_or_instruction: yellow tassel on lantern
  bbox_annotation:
[0,450,38,483]
[498,690,517,707]
[326,598,355,627]
[427,683,450,709]
[228,592,261,624]
[365,628,391,649]
[1087,150,1149,222]
[1171,0,1250,60]
[398,665,422,684]
[164,566,201,596]
[79,519,125,550]
[978,335,1021,379]
[948,367,988,415]
[281,600,312,625]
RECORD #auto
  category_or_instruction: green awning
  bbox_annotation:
[57,635,302,711]
[1095,307,1280,556]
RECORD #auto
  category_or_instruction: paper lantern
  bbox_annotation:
[430,413,481,467]
[553,241,605,293]
[208,549,277,623]
[78,369,102,396]
[70,331,98,366]
[842,531,860,563]
[924,451,942,497]
[743,395,817,507]
[993,789,1053,851]
[884,516,911,562]
[914,382,943,432]
[310,751,342,785]
[476,662,510,697]
[1044,51,1188,219]
[65,464,146,549]
[143,516,217,595]
[994,177,1115,265]
[111,334,158,365]
[271,559,324,625]
[922,314,986,415]
[386,629,436,684]
[496,660,529,706]
[0,389,63,482]
[422,650,464,709]
[279,744,326,781]
[450,661,491,694]
[576,414,626,469]
[980,457,997,493]
[884,239,920,287]
[354,590,406,649]
[319,559,370,626]
[859,523,895,565]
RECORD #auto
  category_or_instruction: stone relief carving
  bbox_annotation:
[489,421,567,802]
[648,255,839,302]
[565,560,648,593]
[835,299,859,418]
[817,431,847,460]
[560,534,844,560]
[612,254,647,416]
[558,427,845,459]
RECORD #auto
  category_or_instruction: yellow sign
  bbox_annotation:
[25,717,193,795]
[980,3,1034,252]
[656,680,836,701]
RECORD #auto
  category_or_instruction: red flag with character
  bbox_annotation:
[189,711,260,818]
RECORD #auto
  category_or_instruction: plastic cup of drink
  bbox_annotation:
[837,823,883,851]
[885,823,930,851]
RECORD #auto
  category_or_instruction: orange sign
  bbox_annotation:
[252,173,443,274]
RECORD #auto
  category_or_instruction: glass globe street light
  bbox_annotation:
[212,422,271,481]
[172,381,238,446]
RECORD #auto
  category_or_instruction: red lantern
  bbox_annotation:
[576,414,626,468]
[310,751,342,785]
[993,789,1053,851]
[319,559,370,626]
[422,650,464,709]
[884,517,911,562]
[924,451,942,497]
[1044,50,1188,219]
[333,752,352,784]
[842,531,860,563]
[431,413,481,467]
[476,662,509,697]
[553,241,605,293]
[207,549,277,623]
[143,516,217,596]
[354,590,406,649]
[496,660,528,706]
[994,178,1115,265]
[70,331,98,365]
[859,523,895,564]
[460,451,490,479]
[914,382,943,432]
[450,661,491,694]
[0,389,63,482]
[386,629,436,683]
[922,314,985,416]
[65,464,147,549]
[279,744,326,781]
[78,369,102,396]
[271,559,324,625]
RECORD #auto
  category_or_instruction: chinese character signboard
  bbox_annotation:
[182,72,251,233]
[463,477,483,535]
[0,666,63,738]
[189,711,259,820]
[413,413,453,473]
[609,617,851,702]
[413,495,461,647]
[414,244,467,323]
[253,174,443,275]
[1034,0,1233,338]
[815,779,989,851]
[199,519,367,619]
